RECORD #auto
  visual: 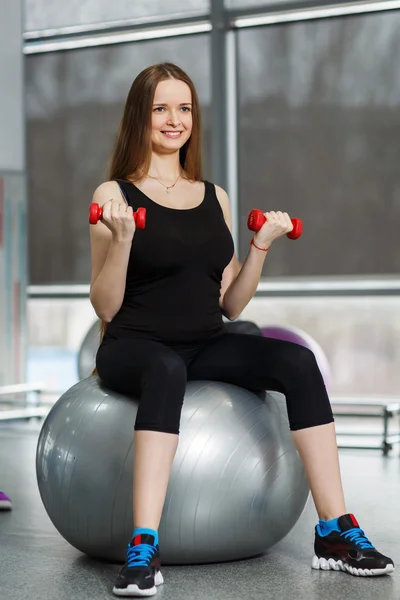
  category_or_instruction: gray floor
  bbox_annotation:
[0,421,399,600]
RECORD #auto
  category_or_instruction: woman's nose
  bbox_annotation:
[167,110,180,127]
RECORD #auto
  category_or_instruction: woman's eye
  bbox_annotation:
[153,106,191,113]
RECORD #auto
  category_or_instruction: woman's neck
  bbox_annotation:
[148,151,182,184]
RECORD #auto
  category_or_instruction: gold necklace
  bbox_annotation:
[147,172,181,193]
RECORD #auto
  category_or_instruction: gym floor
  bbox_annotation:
[1,420,399,600]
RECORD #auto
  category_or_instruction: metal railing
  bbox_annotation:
[331,396,400,455]
[27,276,400,299]
[0,382,50,421]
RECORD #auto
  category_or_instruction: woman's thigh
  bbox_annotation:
[188,333,332,430]
[96,338,187,396]
[187,333,289,391]
[96,338,189,434]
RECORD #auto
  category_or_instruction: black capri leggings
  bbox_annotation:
[96,333,333,435]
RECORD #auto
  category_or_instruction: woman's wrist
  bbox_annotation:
[250,239,269,252]
[111,234,134,245]
[250,236,272,252]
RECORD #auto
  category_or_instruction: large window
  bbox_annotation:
[26,35,211,284]
[25,0,210,32]
[237,11,400,276]
[226,0,315,8]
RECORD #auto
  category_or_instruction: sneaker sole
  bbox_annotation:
[113,570,164,597]
[0,500,12,510]
[312,555,394,577]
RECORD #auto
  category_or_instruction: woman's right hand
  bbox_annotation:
[100,199,136,242]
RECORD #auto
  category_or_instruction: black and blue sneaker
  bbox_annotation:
[113,530,164,597]
[312,513,394,576]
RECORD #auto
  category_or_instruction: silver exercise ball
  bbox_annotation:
[36,377,309,565]
[77,320,100,379]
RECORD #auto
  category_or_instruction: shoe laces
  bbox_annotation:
[340,527,375,550]
[127,543,155,567]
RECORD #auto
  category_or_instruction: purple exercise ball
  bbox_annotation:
[261,324,332,390]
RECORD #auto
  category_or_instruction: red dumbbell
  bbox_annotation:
[247,209,302,240]
[89,203,146,229]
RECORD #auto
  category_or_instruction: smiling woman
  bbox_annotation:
[87,62,394,598]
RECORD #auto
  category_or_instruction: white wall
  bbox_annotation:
[0,0,24,171]
[0,0,26,385]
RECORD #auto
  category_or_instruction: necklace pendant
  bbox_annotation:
[166,188,170,193]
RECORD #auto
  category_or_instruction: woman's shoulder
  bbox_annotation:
[205,181,230,214]
[203,180,228,198]
[92,180,126,207]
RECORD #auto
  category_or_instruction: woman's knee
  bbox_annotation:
[280,343,333,429]
[135,352,187,435]
[281,342,321,380]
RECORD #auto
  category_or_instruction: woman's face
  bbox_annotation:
[151,78,193,154]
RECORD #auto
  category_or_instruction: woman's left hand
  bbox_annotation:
[253,211,293,248]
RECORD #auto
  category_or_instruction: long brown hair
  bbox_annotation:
[94,63,203,366]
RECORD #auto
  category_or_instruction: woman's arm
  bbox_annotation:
[215,186,292,321]
[89,181,135,322]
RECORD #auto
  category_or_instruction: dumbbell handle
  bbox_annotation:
[247,209,302,240]
[89,203,146,229]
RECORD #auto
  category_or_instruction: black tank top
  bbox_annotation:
[104,180,234,347]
